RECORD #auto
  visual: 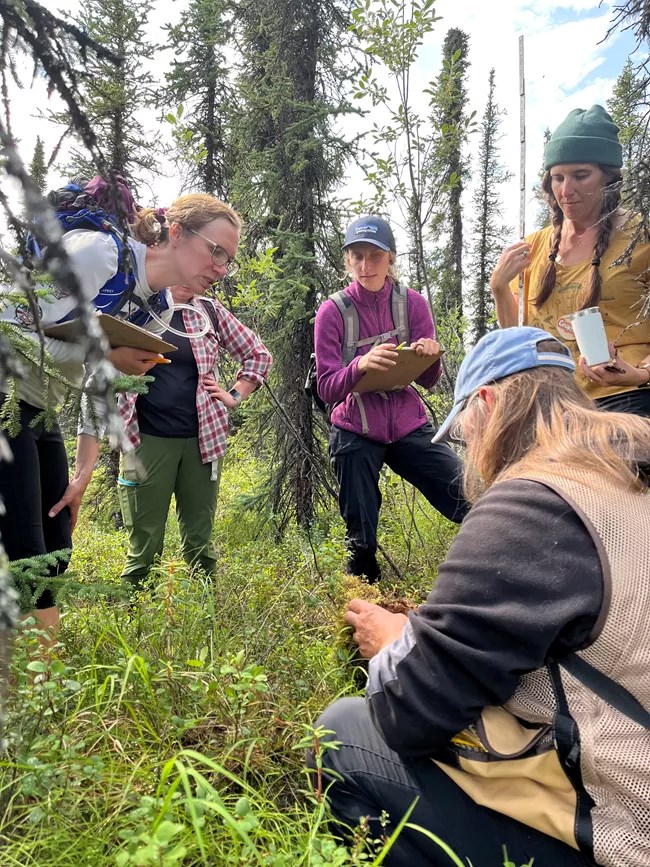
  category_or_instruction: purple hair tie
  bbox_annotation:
[591,256,601,267]
[548,251,558,262]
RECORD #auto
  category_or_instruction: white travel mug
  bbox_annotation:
[568,307,610,366]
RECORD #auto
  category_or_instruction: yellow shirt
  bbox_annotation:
[512,225,650,400]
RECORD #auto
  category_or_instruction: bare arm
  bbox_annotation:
[490,242,530,328]
[48,433,100,532]
[203,374,259,408]
[492,286,519,328]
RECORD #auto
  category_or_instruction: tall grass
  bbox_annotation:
[0,450,530,865]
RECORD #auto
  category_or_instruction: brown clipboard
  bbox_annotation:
[354,346,442,394]
[44,312,177,354]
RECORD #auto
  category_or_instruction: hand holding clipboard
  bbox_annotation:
[354,339,443,394]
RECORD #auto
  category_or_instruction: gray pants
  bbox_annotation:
[312,697,592,866]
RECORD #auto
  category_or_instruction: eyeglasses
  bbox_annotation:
[188,228,239,277]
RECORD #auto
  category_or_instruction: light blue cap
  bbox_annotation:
[432,327,576,443]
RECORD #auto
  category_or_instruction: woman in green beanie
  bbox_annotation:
[490,104,650,416]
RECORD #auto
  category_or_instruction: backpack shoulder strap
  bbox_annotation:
[559,654,650,729]
[391,282,410,346]
[330,289,359,366]
[53,228,135,323]
[92,232,139,319]
[199,298,221,338]
[199,298,221,379]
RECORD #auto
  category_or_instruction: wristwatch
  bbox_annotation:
[636,363,650,388]
[228,386,243,404]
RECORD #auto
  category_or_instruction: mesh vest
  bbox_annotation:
[508,468,650,867]
[434,467,650,865]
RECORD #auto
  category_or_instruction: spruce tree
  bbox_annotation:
[28,136,47,193]
[429,28,472,320]
[604,1,650,297]
[607,58,647,182]
[51,0,158,185]
[467,69,512,342]
[231,0,355,528]
[164,0,234,197]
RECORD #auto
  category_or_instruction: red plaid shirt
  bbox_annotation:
[118,298,272,462]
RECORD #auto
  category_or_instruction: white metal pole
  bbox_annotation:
[518,34,526,326]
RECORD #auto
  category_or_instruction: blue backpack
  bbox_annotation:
[26,180,169,328]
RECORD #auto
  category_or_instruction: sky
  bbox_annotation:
[376,0,640,240]
[4,0,642,251]
[430,0,639,236]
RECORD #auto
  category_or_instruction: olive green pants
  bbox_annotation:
[118,433,221,590]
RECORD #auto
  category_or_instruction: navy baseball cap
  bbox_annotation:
[343,216,396,253]
[432,327,576,443]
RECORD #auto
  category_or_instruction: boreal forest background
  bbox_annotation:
[0,1,647,864]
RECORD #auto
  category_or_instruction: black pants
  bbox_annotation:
[330,424,467,581]
[0,399,71,610]
[595,388,650,417]
[312,698,592,867]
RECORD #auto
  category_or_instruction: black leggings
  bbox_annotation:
[0,399,71,610]
[312,698,592,867]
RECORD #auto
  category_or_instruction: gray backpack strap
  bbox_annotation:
[331,284,407,368]
[199,298,220,337]
[331,290,359,366]
[355,332,397,348]
[352,393,369,434]
[391,282,409,346]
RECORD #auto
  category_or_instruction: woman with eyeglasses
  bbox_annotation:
[490,105,650,416]
[116,197,272,591]
[0,188,266,636]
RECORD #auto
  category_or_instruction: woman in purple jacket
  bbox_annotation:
[314,216,467,582]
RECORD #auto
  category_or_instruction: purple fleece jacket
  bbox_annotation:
[314,279,442,444]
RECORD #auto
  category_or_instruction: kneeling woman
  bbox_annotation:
[314,216,466,582]
[314,326,650,867]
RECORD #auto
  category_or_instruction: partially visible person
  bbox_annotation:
[313,326,650,867]
[117,203,271,590]
[0,186,242,637]
[490,105,650,415]
[314,215,467,583]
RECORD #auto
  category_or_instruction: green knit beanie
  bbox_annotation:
[544,104,622,170]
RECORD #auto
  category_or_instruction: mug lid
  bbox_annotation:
[568,306,600,320]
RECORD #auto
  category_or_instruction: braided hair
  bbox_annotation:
[534,166,622,311]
